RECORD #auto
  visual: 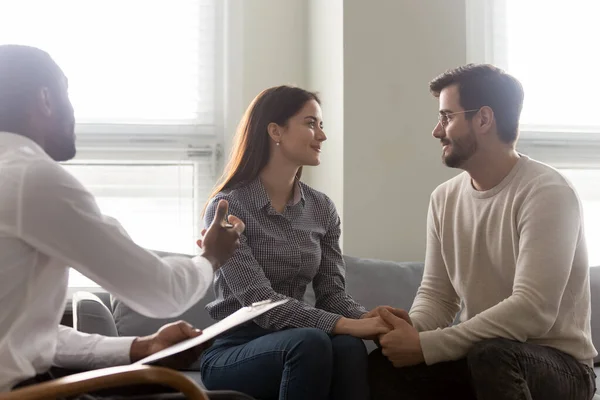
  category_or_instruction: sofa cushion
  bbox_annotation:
[300,256,424,311]
[346,255,424,352]
[73,291,119,337]
[112,292,217,337]
[590,267,600,364]
[342,255,424,312]
[307,255,424,352]
[112,288,217,337]
[94,292,113,311]
[112,251,218,336]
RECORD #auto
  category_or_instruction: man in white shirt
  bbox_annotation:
[0,44,246,397]
[368,64,597,399]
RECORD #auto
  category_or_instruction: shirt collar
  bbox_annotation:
[291,180,305,206]
[248,177,306,210]
[0,131,45,155]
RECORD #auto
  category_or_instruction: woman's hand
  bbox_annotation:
[332,316,391,339]
[361,306,413,326]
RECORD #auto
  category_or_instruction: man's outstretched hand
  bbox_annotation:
[199,199,245,271]
[129,320,211,369]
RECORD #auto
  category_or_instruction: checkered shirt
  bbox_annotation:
[204,177,367,333]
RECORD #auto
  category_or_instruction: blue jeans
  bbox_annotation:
[199,323,369,400]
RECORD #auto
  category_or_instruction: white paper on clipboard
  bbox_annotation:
[134,299,288,365]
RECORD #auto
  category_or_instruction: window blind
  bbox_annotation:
[0,0,217,126]
[64,160,214,287]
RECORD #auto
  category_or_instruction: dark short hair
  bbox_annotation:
[429,64,524,144]
[0,45,62,131]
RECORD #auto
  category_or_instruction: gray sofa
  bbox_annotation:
[73,254,600,398]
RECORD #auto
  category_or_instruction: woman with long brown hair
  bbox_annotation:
[198,86,390,400]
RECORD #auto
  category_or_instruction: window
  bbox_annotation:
[467,1,600,135]
[467,0,600,266]
[560,169,600,267]
[64,161,215,288]
[0,0,218,126]
[0,0,224,286]
[499,1,600,129]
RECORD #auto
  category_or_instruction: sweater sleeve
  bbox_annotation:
[409,197,461,332]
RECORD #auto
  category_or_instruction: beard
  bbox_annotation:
[46,119,76,162]
[46,134,76,162]
[441,127,478,168]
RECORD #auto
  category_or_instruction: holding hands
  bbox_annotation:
[361,306,412,324]
[376,308,425,367]
[333,315,392,339]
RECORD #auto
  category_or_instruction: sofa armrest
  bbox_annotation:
[0,365,208,400]
[72,291,119,337]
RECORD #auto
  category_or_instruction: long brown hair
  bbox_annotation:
[204,85,320,214]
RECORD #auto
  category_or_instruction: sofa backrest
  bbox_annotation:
[110,254,600,364]
[112,283,215,337]
[340,255,424,311]
[110,255,424,337]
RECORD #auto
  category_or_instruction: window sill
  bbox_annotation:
[518,130,600,168]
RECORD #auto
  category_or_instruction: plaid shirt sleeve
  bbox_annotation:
[313,198,368,319]
[205,197,343,333]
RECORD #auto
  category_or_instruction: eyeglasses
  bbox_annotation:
[438,109,480,128]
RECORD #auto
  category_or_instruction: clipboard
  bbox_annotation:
[134,299,288,365]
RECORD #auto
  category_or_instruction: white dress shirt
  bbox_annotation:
[0,132,214,392]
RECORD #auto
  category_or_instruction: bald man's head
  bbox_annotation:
[0,45,75,161]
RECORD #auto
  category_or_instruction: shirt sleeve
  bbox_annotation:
[53,325,135,369]
[409,198,461,332]
[313,198,367,319]
[205,197,343,333]
[418,184,583,365]
[18,160,213,319]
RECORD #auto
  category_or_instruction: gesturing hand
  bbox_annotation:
[199,199,245,271]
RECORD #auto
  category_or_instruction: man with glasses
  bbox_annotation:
[368,64,597,399]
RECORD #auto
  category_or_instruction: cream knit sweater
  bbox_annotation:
[410,155,597,366]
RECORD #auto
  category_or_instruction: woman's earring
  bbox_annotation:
[276,141,280,146]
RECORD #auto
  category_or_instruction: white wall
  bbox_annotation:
[224,0,345,221]
[304,0,345,224]
[223,0,308,161]
[342,0,465,261]
[226,0,467,262]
